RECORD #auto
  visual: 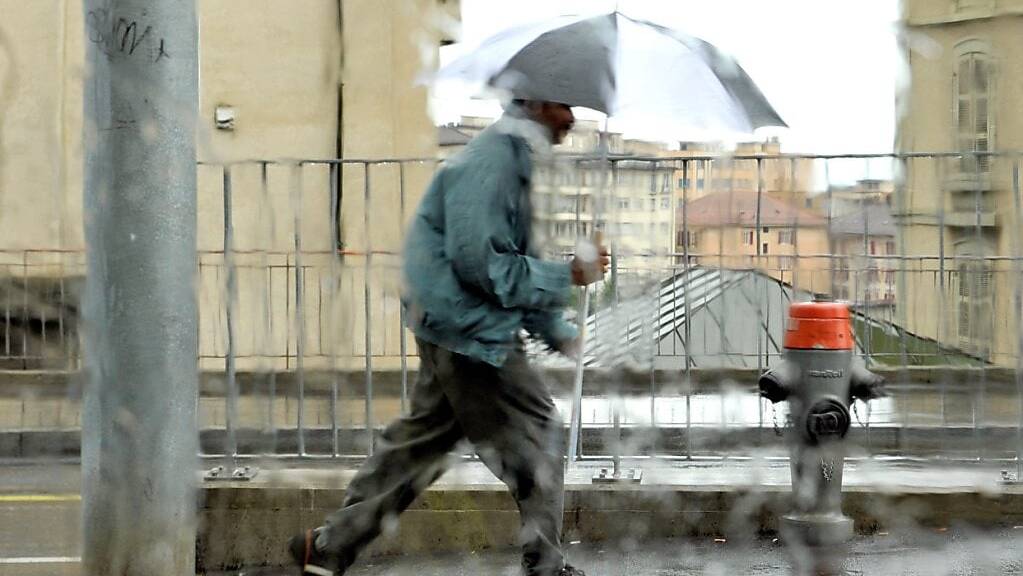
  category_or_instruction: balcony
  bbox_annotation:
[944,210,997,228]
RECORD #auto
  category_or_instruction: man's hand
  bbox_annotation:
[571,239,609,286]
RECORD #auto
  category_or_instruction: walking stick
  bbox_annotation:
[566,281,590,469]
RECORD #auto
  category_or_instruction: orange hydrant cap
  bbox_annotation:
[784,301,854,350]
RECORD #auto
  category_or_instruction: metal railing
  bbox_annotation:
[3,151,1022,469]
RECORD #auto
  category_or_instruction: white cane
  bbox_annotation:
[566,234,601,469]
[566,285,589,469]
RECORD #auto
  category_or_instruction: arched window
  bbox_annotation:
[953,40,993,174]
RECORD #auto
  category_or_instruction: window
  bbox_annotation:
[762,242,769,255]
[956,240,995,357]
[954,44,993,173]
[870,240,877,255]
[742,229,755,245]
[553,222,574,238]
[779,256,794,270]
[617,198,630,210]
[683,178,706,189]
[661,197,671,209]
[958,263,992,355]
[886,241,896,254]
[778,229,795,245]
[554,196,576,213]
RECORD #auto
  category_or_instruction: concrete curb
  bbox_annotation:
[1,367,1018,398]
[2,425,1023,459]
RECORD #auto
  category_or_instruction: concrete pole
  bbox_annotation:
[81,1,199,574]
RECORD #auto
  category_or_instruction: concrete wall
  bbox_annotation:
[195,471,1023,571]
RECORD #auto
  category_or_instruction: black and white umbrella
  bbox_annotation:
[436,11,786,133]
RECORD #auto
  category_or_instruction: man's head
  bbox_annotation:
[517,100,575,144]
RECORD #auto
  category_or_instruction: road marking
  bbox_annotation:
[0,494,81,503]
[0,556,81,564]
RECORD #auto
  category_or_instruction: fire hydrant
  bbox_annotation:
[759,297,885,548]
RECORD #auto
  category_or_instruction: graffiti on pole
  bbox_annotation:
[86,8,170,63]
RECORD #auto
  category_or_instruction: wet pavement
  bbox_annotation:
[209,529,1023,575]
[4,460,1023,575]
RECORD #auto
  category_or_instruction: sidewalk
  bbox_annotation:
[197,457,1023,571]
[4,459,1023,575]
[207,529,1023,575]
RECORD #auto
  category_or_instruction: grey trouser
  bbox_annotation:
[318,338,567,575]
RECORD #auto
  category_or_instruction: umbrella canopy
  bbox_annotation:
[436,12,786,134]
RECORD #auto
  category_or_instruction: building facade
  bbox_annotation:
[830,203,898,312]
[811,178,895,217]
[0,0,459,369]
[897,0,1023,364]
[678,189,831,293]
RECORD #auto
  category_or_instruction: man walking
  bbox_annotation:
[289,99,607,576]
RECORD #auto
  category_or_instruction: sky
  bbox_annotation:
[429,0,904,184]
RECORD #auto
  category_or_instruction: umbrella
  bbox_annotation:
[436,11,786,133]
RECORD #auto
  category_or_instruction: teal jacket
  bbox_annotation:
[402,120,578,367]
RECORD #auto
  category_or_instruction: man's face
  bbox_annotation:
[535,102,575,144]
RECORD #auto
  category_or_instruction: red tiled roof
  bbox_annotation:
[684,190,825,227]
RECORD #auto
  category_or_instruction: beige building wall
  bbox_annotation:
[0,1,86,266]
[832,235,898,305]
[533,158,676,275]
[685,225,831,293]
[442,117,679,275]
[898,0,1023,364]
[445,116,819,281]
[810,179,894,217]
[533,121,677,275]
[1,0,455,370]
[669,140,815,206]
